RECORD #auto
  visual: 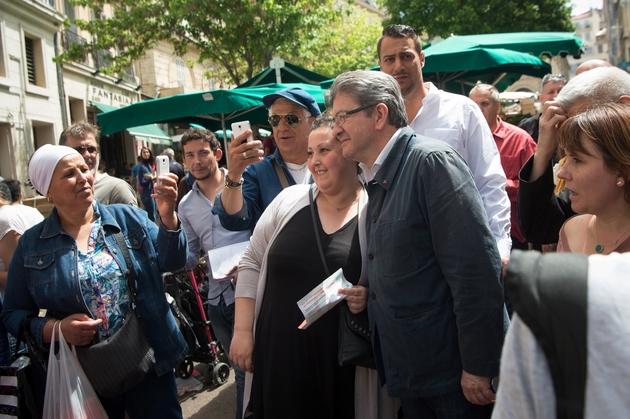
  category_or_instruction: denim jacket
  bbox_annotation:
[213,148,299,231]
[1,201,189,376]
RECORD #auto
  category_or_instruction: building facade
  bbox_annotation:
[0,0,65,196]
[604,0,630,69]
[568,8,609,76]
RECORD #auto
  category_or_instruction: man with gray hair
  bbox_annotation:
[518,66,630,245]
[327,70,504,418]
[470,84,537,251]
[214,87,321,231]
[59,121,137,206]
[518,74,567,143]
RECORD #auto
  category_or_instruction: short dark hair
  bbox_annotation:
[310,114,335,133]
[180,128,221,153]
[59,121,101,146]
[378,24,423,59]
[2,179,21,202]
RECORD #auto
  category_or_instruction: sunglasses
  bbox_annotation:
[268,114,302,127]
[73,146,100,154]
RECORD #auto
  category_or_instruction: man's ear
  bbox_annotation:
[618,95,630,104]
[374,103,389,130]
[215,149,223,161]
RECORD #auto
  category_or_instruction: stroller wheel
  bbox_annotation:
[176,359,195,379]
[212,362,230,385]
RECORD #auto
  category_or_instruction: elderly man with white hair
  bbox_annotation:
[517,66,630,245]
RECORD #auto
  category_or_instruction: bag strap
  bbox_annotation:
[273,159,290,190]
[13,315,35,359]
[506,250,588,419]
[309,186,330,277]
[113,232,139,309]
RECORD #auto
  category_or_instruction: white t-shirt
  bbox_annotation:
[493,253,630,419]
[0,204,45,270]
[285,161,310,185]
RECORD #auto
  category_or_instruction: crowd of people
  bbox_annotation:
[0,23,629,419]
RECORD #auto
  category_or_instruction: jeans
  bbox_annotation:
[98,369,182,419]
[208,297,245,419]
[141,196,156,222]
[400,389,493,419]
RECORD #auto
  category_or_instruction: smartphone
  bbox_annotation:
[155,155,169,186]
[231,121,253,143]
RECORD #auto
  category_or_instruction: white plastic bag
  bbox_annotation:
[43,322,108,419]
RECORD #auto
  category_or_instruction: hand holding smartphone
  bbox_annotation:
[155,155,169,189]
[231,121,253,143]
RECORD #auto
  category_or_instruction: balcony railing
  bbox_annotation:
[93,49,112,71]
[35,0,56,8]
[62,30,88,65]
[123,66,136,84]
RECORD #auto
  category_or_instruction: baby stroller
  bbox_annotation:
[164,264,230,386]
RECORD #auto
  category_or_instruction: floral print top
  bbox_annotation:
[78,206,131,342]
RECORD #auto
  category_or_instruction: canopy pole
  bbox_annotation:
[221,113,229,168]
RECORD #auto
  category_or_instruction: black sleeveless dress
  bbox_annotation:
[251,204,361,419]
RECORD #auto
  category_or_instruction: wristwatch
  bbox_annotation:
[225,174,244,189]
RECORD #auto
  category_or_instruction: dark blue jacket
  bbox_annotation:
[366,127,504,398]
[213,148,298,231]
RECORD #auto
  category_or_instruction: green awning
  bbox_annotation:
[237,62,328,88]
[91,101,172,145]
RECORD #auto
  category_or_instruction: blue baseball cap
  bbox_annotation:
[263,87,321,117]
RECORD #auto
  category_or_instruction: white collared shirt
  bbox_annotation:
[408,82,512,257]
[359,128,402,183]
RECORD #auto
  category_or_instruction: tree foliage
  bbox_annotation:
[61,0,339,86]
[290,5,383,78]
[380,0,575,39]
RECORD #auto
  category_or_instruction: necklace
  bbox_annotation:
[594,220,630,253]
[321,195,360,212]
[334,198,359,212]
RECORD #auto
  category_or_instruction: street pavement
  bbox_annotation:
[179,366,237,419]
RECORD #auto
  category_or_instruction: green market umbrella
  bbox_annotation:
[425,32,584,59]
[237,62,328,88]
[422,47,551,94]
[97,83,326,140]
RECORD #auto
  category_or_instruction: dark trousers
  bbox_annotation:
[400,389,493,419]
[98,369,183,419]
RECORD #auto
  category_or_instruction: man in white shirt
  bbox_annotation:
[177,128,250,419]
[377,24,512,266]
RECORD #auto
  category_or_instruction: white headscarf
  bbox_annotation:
[29,144,81,197]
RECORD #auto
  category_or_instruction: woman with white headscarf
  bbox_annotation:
[1,145,189,418]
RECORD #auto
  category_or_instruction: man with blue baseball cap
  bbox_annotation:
[214,87,321,231]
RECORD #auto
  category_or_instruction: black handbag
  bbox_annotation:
[0,316,48,419]
[75,232,156,398]
[308,187,376,369]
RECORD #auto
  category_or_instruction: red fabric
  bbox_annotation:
[492,118,537,243]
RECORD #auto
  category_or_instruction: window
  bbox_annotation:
[24,34,45,87]
[585,32,591,41]
[598,44,604,53]
[175,57,186,87]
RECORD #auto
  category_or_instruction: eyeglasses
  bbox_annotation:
[268,114,302,127]
[333,104,376,127]
[73,146,100,155]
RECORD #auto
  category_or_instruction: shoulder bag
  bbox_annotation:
[308,187,375,369]
[75,232,156,398]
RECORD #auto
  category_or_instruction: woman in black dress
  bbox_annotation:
[230,115,368,418]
